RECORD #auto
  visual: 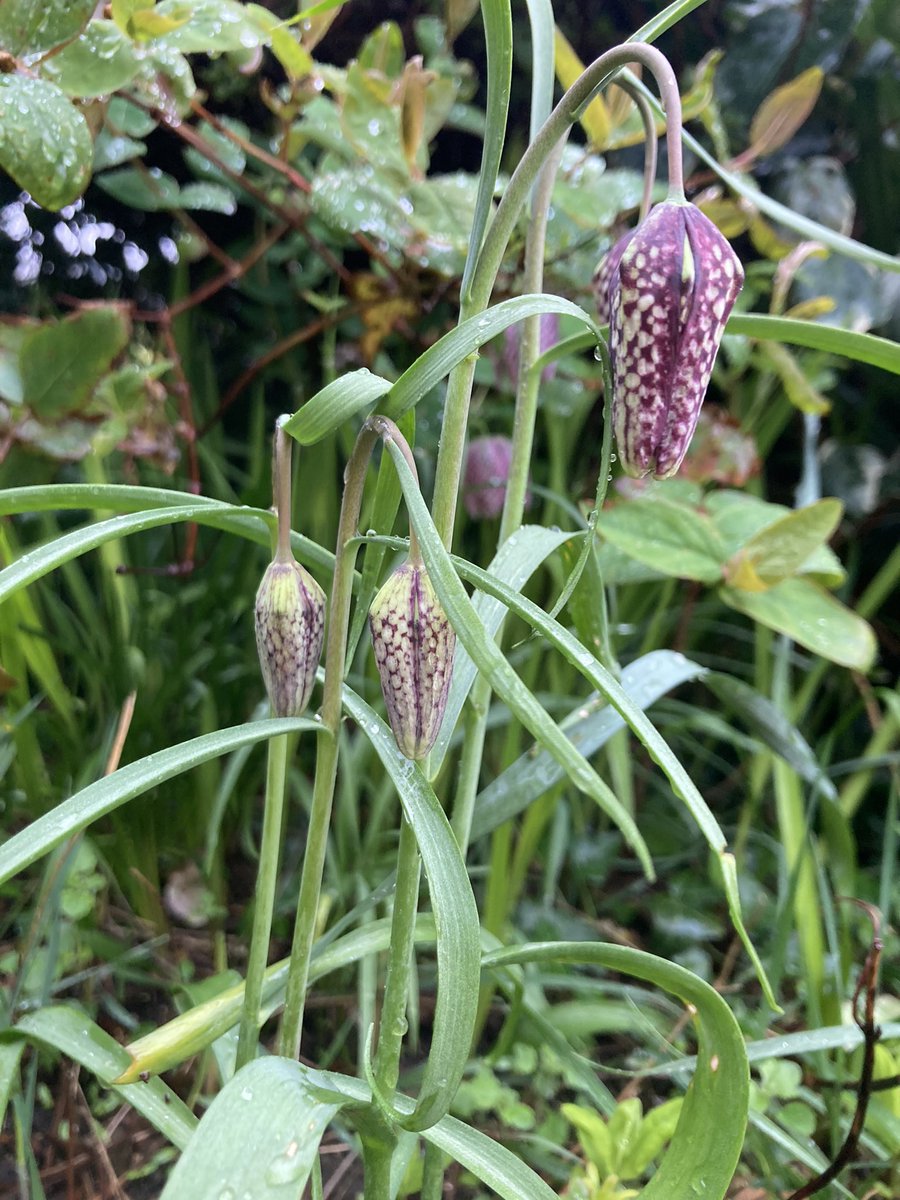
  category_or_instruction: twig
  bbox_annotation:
[786,902,882,1200]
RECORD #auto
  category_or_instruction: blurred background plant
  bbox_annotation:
[0,0,898,1197]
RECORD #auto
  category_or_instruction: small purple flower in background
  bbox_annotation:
[369,562,455,760]
[463,435,532,521]
[502,312,560,385]
[596,200,744,479]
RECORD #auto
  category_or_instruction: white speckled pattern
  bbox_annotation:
[369,563,456,760]
[254,558,326,717]
[596,201,743,479]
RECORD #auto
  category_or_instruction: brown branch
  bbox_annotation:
[133,220,290,322]
[786,903,883,1200]
[199,303,362,435]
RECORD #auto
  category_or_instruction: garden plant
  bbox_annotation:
[0,0,899,1197]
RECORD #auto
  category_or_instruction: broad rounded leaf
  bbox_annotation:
[0,0,94,55]
[0,76,92,210]
[42,20,140,99]
[599,497,725,583]
[20,307,130,417]
[721,577,876,671]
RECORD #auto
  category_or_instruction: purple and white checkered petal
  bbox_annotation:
[653,208,744,478]
[593,228,634,327]
[369,563,455,760]
[610,204,685,476]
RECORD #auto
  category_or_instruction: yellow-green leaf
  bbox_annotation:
[748,67,824,161]
[554,26,612,148]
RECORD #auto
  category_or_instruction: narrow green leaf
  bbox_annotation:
[381,438,653,878]
[482,942,749,1200]
[0,719,319,884]
[459,0,512,301]
[442,552,778,1007]
[430,525,576,774]
[11,1007,196,1150]
[342,688,480,1132]
[729,314,897,374]
[0,497,334,606]
[599,498,725,583]
[283,368,392,445]
[160,1057,340,1198]
[0,76,92,210]
[721,577,877,671]
[703,672,837,799]
[383,294,600,422]
[472,651,705,840]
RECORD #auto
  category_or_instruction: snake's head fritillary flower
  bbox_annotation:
[369,562,455,760]
[463,435,531,521]
[255,557,326,716]
[597,200,744,479]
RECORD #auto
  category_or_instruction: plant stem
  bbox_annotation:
[429,43,683,554]
[274,418,294,563]
[236,732,289,1069]
[470,42,683,311]
[372,813,422,1092]
[279,417,420,1059]
[618,77,660,220]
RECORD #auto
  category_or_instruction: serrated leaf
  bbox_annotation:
[721,577,876,671]
[20,308,129,417]
[747,67,824,161]
[0,0,94,55]
[42,20,140,99]
[0,76,92,210]
[599,498,725,584]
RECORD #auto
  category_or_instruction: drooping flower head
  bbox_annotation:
[463,435,532,521]
[597,200,744,479]
[369,562,455,760]
[255,557,326,717]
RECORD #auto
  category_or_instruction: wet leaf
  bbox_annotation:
[20,308,130,418]
[599,497,725,583]
[0,76,92,211]
[42,20,140,99]
[0,0,94,56]
[725,498,842,590]
[721,577,876,671]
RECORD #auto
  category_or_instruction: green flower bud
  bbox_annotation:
[255,557,326,717]
[369,562,455,760]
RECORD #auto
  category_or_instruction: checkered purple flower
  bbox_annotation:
[595,200,744,479]
[255,557,326,716]
[369,562,455,760]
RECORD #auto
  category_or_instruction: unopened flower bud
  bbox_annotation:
[255,557,326,717]
[596,200,744,479]
[463,435,531,521]
[369,562,455,760]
